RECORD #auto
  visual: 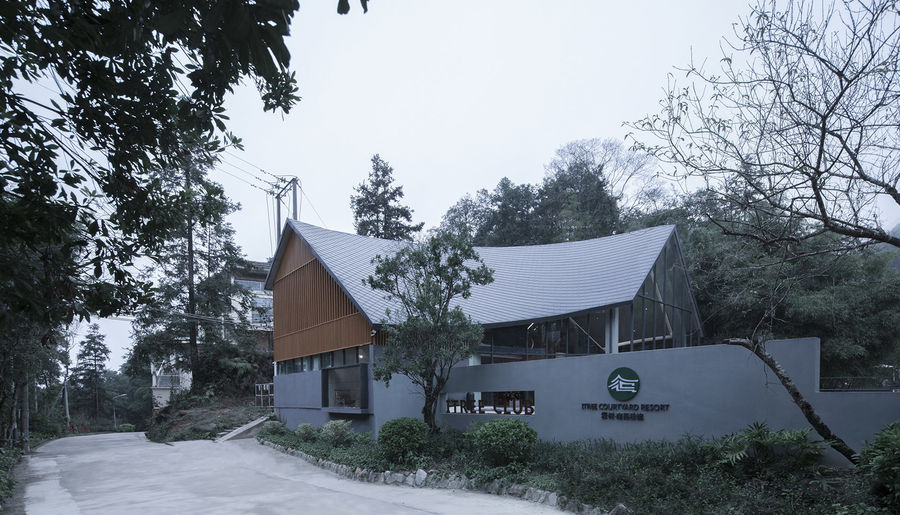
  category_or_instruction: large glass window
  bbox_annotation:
[324,365,367,409]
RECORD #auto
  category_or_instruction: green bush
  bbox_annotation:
[320,419,354,447]
[472,418,537,467]
[710,422,826,477]
[260,420,289,436]
[859,421,900,509]
[294,423,319,442]
[378,417,429,464]
[1,446,22,504]
[117,423,136,432]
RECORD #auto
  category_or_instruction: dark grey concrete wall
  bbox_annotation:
[370,346,427,430]
[437,338,898,463]
[273,338,899,462]
[274,369,322,408]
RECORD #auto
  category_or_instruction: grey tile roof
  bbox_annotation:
[268,220,676,327]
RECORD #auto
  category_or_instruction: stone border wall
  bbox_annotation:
[258,438,626,515]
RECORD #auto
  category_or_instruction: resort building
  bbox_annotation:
[265,220,704,432]
[265,221,896,464]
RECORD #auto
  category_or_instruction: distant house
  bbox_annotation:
[149,259,274,408]
[234,259,274,353]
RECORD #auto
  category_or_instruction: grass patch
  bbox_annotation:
[146,395,269,443]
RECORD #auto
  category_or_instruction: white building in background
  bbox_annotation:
[150,361,192,408]
[149,260,274,409]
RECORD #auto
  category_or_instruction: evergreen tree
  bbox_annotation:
[73,324,110,420]
[351,155,423,240]
[129,154,268,395]
[534,158,620,243]
[473,178,539,246]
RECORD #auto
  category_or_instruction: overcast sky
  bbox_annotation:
[91,0,900,370]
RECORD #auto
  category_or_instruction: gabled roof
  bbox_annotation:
[266,220,677,327]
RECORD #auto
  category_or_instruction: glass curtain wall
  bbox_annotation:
[478,234,701,363]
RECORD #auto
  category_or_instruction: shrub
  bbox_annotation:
[117,424,136,432]
[378,417,429,464]
[1,446,23,504]
[260,420,289,436]
[294,423,319,442]
[472,418,537,467]
[320,420,354,447]
[859,421,900,508]
[711,422,826,477]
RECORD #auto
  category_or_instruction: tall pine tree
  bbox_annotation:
[128,153,268,395]
[351,155,423,240]
[73,324,110,420]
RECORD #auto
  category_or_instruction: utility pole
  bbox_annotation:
[274,177,301,240]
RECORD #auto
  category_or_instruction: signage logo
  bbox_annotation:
[607,367,640,401]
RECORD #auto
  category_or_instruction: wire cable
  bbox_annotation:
[210,166,270,193]
[300,186,328,228]
[222,149,283,182]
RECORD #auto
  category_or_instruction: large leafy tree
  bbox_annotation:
[351,154,424,240]
[0,0,302,342]
[367,231,494,432]
[632,0,900,252]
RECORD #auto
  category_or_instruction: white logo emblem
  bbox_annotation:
[608,375,639,393]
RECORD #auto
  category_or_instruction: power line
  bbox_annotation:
[301,186,328,228]
[222,149,283,182]
[219,157,281,189]
[210,166,270,193]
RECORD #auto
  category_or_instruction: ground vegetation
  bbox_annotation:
[258,418,890,513]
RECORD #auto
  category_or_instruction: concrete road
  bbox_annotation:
[6,433,560,514]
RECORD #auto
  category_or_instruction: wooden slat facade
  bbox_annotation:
[273,234,374,362]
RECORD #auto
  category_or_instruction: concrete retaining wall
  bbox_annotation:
[275,338,899,462]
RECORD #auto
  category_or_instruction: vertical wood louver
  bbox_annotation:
[272,234,373,362]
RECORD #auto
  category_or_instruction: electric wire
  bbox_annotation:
[223,149,283,182]
[300,186,328,228]
[211,166,270,193]
[219,157,281,189]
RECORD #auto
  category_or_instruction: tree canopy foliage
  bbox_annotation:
[351,154,424,240]
[441,139,648,246]
[0,0,301,340]
[367,231,494,431]
[631,0,900,251]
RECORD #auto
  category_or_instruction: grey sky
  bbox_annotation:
[91,0,900,370]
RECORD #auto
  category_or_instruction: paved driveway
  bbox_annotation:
[6,433,560,514]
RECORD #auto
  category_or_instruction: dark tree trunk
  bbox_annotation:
[723,338,858,463]
[22,376,30,453]
[422,382,439,433]
[186,165,199,383]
